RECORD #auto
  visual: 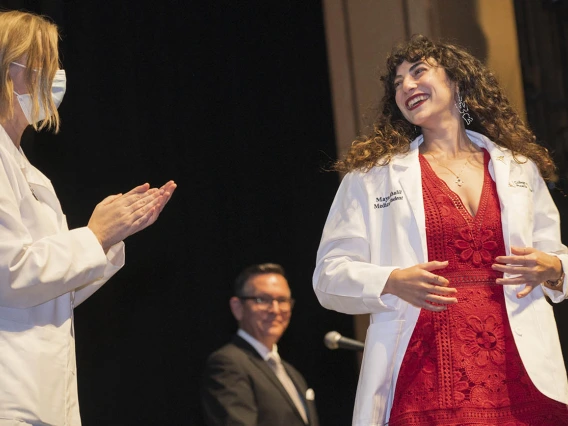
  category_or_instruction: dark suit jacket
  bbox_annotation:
[201,335,319,426]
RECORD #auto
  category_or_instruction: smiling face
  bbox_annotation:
[230,273,292,350]
[394,59,458,129]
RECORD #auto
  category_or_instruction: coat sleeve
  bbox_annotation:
[0,153,123,309]
[313,172,399,315]
[530,164,568,303]
[73,240,125,307]
[201,351,258,426]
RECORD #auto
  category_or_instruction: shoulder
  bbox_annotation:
[207,341,246,363]
[203,343,248,384]
[206,338,262,371]
[341,163,393,188]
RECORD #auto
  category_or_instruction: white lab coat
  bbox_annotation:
[313,130,568,426]
[0,124,125,426]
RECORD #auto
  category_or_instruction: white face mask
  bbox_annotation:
[11,62,67,124]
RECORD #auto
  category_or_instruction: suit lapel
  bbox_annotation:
[283,361,315,424]
[232,336,309,424]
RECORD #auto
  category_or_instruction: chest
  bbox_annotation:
[422,152,486,216]
[14,164,65,239]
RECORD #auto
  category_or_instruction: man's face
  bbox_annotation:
[231,273,292,349]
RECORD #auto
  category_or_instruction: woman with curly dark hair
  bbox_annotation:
[313,35,568,425]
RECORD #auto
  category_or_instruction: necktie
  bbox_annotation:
[267,353,309,424]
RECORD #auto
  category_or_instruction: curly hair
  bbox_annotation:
[335,35,555,180]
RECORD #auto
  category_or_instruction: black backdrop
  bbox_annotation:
[0,1,359,425]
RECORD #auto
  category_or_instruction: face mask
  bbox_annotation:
[12,62,67,124]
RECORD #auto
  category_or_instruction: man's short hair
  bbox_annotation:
[234,263,286,296]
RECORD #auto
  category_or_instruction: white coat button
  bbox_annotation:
[514,327,522,336]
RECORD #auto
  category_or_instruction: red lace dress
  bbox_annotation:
[388,151,568,425]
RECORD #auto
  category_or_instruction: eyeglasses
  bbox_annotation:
[238,296,295,312]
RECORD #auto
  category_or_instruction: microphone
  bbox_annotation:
[324,331,365,351]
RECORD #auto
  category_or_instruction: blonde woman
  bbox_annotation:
[0,10,176,425]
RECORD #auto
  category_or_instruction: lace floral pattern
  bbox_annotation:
[458,314,505,367]
[388,151,568,425]
[454,228,498,266]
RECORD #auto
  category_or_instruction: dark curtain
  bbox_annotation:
[514,0,568,177]
[0,1,358,425]
[514,0,568,363]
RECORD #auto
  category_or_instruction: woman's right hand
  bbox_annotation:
[87,181,176,252]
[382,260,457,312]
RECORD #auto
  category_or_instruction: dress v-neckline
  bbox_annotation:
[419,150,489,222]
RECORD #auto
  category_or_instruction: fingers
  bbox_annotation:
[511,246,536,256]
[99,193,123,206]
[132,206,158,229]
[425,292,458,305]
[130,193,164,220]
[416,292,458,312]
[495,275,528,285]
[492,263,529,275]
[495,246,538,266]
[421,260,449,272]
[128,189,161,212]
[123,181,177,209]
[516,284,538,299]
[421,303,448,312]
[428,282,457,295]
[428,273,451,287]
[125,183,151,195]
[122,181,176,223]
[494,256,534,268]
[160,180,177,192]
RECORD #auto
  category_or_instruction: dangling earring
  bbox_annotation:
[455,92,473,125]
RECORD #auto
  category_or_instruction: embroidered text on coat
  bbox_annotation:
[374,190,403,209]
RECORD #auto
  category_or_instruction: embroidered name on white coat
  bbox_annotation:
[374,190,404,209]
[509,180,533,192]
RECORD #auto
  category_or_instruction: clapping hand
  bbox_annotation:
[87,181,177,252]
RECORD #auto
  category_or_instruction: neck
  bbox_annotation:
[420,117,474,158]
[260,339,277,351]
[0,117,27,149]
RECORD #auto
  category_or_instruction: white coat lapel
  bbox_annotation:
[487,147,512,250]
[466,132,525,303]
[392,137,427,263]
[466,131,512,252]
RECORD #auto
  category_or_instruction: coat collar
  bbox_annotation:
[390,130,510,168]
[0,125,27,170]
[0,125,52,187]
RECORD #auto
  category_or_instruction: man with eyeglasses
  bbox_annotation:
[201,263,319,426]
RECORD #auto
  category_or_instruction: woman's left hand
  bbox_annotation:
[492,246,563,298]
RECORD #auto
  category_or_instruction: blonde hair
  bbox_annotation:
[0,10,61,132]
